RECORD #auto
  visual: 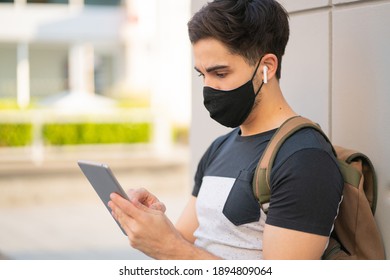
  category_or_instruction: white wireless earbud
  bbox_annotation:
[263,66,268,84]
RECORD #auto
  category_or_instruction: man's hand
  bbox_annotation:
[108,192,183,259]
[108,189,221,260]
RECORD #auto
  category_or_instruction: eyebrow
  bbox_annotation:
[194,65,229,74]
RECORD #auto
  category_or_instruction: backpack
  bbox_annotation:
[252,116,386,260]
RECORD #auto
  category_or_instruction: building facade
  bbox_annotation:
[0,0,129,109]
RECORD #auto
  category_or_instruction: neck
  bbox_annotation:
[240,81,297,136]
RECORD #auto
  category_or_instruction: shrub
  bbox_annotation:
[42,123,151,145]
[0,123,33,147]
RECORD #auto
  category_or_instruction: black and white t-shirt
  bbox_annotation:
[192,127,343,259]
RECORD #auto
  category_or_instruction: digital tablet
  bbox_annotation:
[77,160,129,235]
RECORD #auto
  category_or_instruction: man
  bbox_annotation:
[108,0,343,259]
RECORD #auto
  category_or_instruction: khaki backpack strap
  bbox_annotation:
[252,116,327,213]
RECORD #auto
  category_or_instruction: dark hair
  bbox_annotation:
[188,0,289,79]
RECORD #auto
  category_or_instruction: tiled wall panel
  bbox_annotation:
[281,11,330,133]
[332,2,390,255]
[333,0,361,4]
[278,0,329,12]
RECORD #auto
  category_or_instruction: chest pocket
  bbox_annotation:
[222,170,261,226]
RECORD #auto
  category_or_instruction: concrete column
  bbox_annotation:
[151,0,191,156]
[151,0,173,157]
[16,42,30,109]
[68,43,95,95]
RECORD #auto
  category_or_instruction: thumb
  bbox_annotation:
[130,197,158,214]
[149,201,166,213]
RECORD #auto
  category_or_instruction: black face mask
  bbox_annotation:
[203,60,264,128]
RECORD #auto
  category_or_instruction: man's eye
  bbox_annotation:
[216,73,226,78]
[198,73,205,78]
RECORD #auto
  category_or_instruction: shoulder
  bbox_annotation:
[267,128,344,236]
[274,127,335,168]
[271,126,340,187]
[286,127,331,150]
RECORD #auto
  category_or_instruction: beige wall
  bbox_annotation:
[190,0,390,258]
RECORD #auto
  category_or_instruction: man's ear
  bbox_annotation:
[262,54,278,82]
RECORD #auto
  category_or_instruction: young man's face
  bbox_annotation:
[193,38,261,91]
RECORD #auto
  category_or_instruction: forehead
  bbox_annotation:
[193,38,244,69]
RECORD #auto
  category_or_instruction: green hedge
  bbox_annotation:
[0,122,189,147]
[42,123,151,145]
[0,123,33,147]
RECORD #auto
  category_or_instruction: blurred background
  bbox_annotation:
[0,0,191,259]
[1,0,389,260]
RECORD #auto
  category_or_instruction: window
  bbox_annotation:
[30,45,68,99]
[85,0,121,6]
[27,0,69,4]
[0,44,17,99]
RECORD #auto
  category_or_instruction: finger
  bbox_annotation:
[108,200,124,222]
[110,193,142,219]
[126,188,165,212]
[127,187,147,196]
[109,204,134,237]
[126,188,137,199]
[150,201,166,212]
[111,192,161,219]
[130,197,159,214]
[111,210,117,221]
[130,188,153,205]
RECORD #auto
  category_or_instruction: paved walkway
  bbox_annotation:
[0,144,191,260]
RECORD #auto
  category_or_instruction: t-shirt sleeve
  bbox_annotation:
[192,153,207,197]
[265,148,343,236]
